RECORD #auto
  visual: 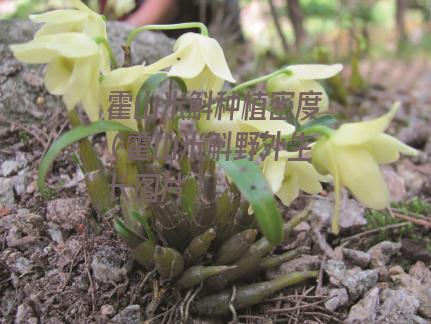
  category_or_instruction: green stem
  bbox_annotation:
[229,67,292,93]
[94,37,118,69]
[67,110,114,215]
[127,22,209,46]
[301,125,334,138]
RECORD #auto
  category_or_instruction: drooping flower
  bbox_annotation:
[147,32,236,92]
[311,103,418,234]
[267,64,343,121]
[10,33,103,121]
[104,0,136,18]
[100,65,159,148]
[29,0,110,73]
[262,151,330,207]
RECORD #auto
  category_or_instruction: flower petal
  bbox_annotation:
[102,65,149,88]
[267,76,329,119]
[335,146,389,210]
[198,35,236,83]
[276,174,299,206]
[168,42,206,79]
[44,57,73,94]
[9,39,58,63]
[262,154,287,193]
[287,64,343,80]
[30,10,87,24]
[182,66,225,92]
[62,57,94,110]
[33,21,83,38]
[69,0,94,13]
[311,137,331,175]
[333,103,399,145]
[365,133,418,164]
[81,72,101,121]
[287,160,324,194]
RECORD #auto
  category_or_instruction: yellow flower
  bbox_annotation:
[29,0,110,74]
[105,0,136,18]
[100,65,159,149]
[148,32,235,92]
[311,103,418,234]
[10,33,102,121]
[196,101,295,146]
[267,64,343,121]
[262,151,330,206]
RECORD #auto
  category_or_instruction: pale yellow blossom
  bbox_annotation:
[10,33,102,121]
[30,0,110,73]
[147,32,235,92]
[311,103,418,234]
[267,64,343,121]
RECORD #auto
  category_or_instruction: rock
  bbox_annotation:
[341,269,378,301]
[266,255,320,280]
[324,288,349,311]
[381,166,406,202]
[101,304,116,317]
[343,248,371,268]
[398,121,430,150]
[47,226,64,246]
[391,270,431,319]
[396,161,425,197]
[377,288,425,324]
[324,259,346,285]
[1,210,44,246]
[292,221,310,232]
[409,261,431,286]
[46,198,87,231]
[0,152,27,177]
[111,305,141,324]
[15,303,36,324]
[106,22,174,67]
[0,177,15,208]
[368,241,401,268]
[312,192,366,231]
[4,250,33,275]
[401,238,431,263]
[13,169,29,196]
[91,246,124,284]
[346,287,379,324]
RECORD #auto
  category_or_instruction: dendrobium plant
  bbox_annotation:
[9,0,418,317]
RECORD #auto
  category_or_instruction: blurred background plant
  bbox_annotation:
[2,0,430,60]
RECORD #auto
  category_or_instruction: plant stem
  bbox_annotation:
[94,37,118,69]
[127,22,209,47]
[301,124,334,138]
[68,110,114,215]
[229,67,292,93]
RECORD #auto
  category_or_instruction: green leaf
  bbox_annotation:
[114,218,146,247]
[181,176,198,218]
[37,120,135,197]
[135,73,187,120]
[297,115,337,132]
[218,158,284,244]
[131,211,155,243]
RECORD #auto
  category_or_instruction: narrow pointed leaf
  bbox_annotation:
[37,120,135,196]
[114,218,146,247]
[131,211,155,243]
[218,158,284,244]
